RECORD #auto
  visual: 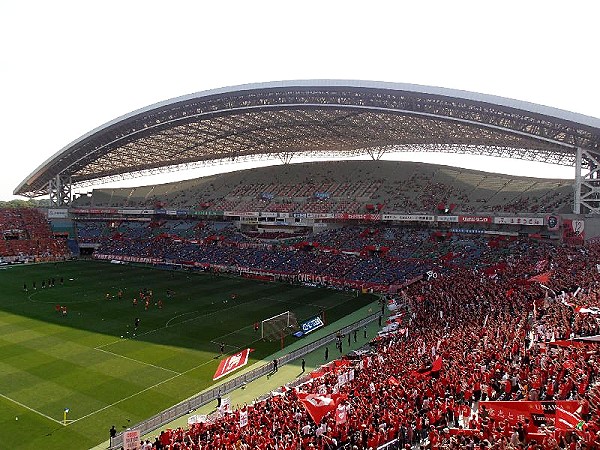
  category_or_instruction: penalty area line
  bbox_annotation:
[0,392,64,426]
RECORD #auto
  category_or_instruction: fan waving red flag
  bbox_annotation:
[387,376,400,386]
[431,356,443,373]
[297,392,347,424]
[528,271,552,284]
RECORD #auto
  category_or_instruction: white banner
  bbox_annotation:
[187,414,207,425]
[493,216,545,226]
[436,215,459,222]
[47,209,69,219]
[123,430,141,450]
[224,211,260,217]
[218,397,231,417]
[382,214,435,222]
[239,409,248,427]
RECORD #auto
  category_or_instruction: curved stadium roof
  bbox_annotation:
[14,80,600,197]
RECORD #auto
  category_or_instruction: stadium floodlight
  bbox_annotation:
[261,311,299,341]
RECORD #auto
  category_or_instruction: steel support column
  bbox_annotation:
[574,147,582,214]
[577,148,600,215]
[49,175,72,207]
[277,152,294,164]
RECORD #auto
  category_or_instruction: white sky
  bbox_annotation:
[2,1,599,201]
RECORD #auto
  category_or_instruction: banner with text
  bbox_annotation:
[493,217,545,226]
[479,400,579,431]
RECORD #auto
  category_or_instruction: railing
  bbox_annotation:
[109,312,380,449]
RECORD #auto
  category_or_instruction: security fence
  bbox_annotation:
[109,312,380,449]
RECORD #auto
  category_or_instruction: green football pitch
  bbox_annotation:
[0,260,375,449]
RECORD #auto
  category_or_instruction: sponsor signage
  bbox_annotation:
[94,254,162,264]
[193,210,220,216]
[459,216,491,223]
[70,208,118,214]
[334,213,382,220]
[494,216,545,226]
[300,316,324,335]
[47,209,69,219]
[436,215,459,223]
[382,214,435,222]
[224,211,260,217]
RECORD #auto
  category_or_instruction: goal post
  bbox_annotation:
[261,311,299,341]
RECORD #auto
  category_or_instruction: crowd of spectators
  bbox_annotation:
[89,223,564,289]
[0,208,70,261]
[90,224,487,286]
[72,161,573,215]
[120,238,600,450]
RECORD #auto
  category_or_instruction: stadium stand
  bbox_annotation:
[0,208,70,261]
[131,240,600,450]
[39,159,586,449]
[71,161,574,214]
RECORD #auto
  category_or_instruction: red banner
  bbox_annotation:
[528,271,552,284]
[212,348,251,380]
[298,393,347,424]
[563,219,585,246]
[479,401,580,431]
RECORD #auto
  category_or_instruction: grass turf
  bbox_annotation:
[0,260,375,449]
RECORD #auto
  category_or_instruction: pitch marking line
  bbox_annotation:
[70,354,220,424]
[0,392,65,426]
[96,296,268,350]
[94,347,181,375]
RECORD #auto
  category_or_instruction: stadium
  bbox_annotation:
[2,80,600,449]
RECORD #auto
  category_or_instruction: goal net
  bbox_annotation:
[261,311,299,341]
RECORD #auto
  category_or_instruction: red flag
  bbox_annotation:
[528,271,552,284]
[298,393,347,424]
[563,360,576,370]
[555,407,584,431]
[388,376,400,386]
[212,348,251,380]
[431,356,443,373]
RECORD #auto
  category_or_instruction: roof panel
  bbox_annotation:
[14,80,600,197]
